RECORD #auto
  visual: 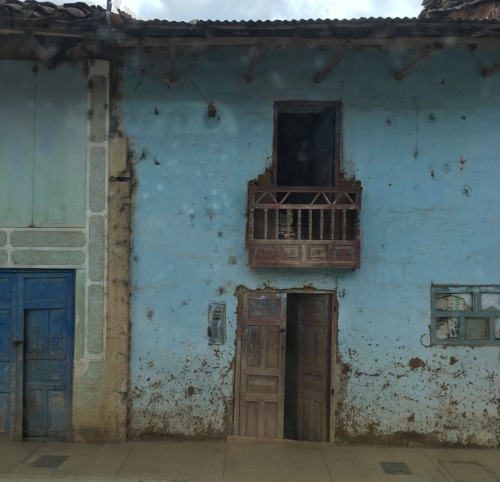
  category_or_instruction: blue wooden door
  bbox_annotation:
[0,271,74,441]
[0,273,16,439]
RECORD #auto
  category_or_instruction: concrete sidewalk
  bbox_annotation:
[0,440,499,482]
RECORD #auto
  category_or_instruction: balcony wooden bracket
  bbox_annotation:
[482,60,500,78]
[314,48,346,84]
[27,32,61,62]
[394,44,441,81]
[244,43,263,83]
[164,41,178,85]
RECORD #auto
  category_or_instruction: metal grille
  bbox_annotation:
[32,455,69,468]
[379,462,412,475]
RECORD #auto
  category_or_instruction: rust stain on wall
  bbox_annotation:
[408,357,426,370]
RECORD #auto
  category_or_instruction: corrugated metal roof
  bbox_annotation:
[2,0,500,41]
[133,17,419,25]
[119,16,500,41]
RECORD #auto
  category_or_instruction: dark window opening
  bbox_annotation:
[275,103,339,187]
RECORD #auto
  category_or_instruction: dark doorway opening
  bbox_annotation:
[284,294,299,440]
[284,293,332,441]
[275,105,338,188]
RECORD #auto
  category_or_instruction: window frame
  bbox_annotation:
[431,285,500,346]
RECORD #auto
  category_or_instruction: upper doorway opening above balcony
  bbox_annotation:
[274,101,341,189]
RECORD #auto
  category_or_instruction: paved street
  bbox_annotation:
[0,440,499,481]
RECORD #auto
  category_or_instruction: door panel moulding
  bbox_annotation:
[394,44,442,81]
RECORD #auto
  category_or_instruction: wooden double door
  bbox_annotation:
[235,291,336,441]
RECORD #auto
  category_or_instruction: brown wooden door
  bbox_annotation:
[296,294,331,441]
[238,292,286,438]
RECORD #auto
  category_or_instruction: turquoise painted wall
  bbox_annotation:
[124,46,500,445]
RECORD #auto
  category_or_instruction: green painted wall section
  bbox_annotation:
[0,61,87,228]
[0,62,34,227]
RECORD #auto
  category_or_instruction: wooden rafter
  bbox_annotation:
[471,27,492,38]
[116,36,500,49]
[394,45,441,81]
[168,42,178,83]
[244,44,262,83]
[314,48,346,84]
[482,61,500,77]
[27,33,60,61]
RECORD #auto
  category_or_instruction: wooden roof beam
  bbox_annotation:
[27,33,60,62]
[119,36,500,49]
[314,48,346,84]
[165,42,177,85]
[482,60,500,77]
[244,44,262,83]
[394,44,441,81]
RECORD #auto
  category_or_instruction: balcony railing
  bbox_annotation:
[247,183,361,268]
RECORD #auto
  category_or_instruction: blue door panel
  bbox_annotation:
[0,270,74,441]
[0,394,9,435]
[24,310,49,356]
[48,310,67,356]
[0,275,13,438]
[0,278,11,303]
[47,390,66,437]
[24,309,68,357]
[22,273,73,441]
[0,349,10,436]
[0,311,11,359]
[24,277,69,305]
[23,389,67,439]
[23,388,45,437]
[24,360,66,384]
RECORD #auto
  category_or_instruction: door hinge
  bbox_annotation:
[13,340,23,347]
[331,388,334,396]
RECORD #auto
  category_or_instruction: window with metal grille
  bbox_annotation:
[431,285,500,345]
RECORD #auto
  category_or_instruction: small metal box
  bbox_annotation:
[208,303,226,345]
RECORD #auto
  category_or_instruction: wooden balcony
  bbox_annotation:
[247,183,361,269]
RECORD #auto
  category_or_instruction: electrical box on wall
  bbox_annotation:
[208,303,226,345]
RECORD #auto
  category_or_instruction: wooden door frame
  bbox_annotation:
[233,287,338,442]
